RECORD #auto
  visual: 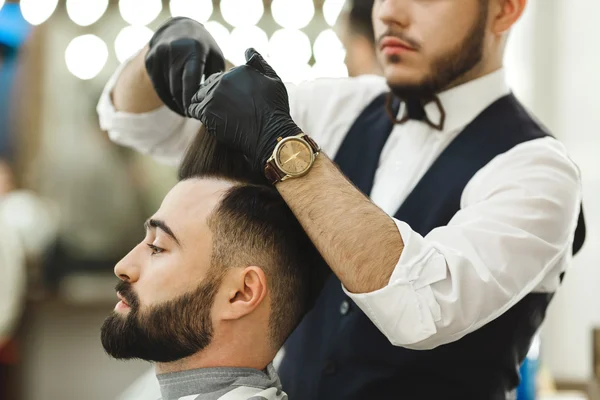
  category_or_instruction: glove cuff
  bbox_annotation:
[259,120,303,167]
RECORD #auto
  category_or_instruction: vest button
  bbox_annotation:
[340,300,350,315]
[323,360,336,375]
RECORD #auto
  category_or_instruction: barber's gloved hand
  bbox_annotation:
[187,48,301,170]
[145,17,226,116]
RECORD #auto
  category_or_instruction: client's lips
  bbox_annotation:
[117,292,130,306]
[379,37,417,54]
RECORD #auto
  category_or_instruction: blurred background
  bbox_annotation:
[0,0,598,399]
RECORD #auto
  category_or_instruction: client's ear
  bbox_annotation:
[221,266,268,320]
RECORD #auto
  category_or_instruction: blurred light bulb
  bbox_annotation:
[323,0,346,26]
[20,0,59,25]
[119,0,162,26]
[227,26,268,66]
[268,59,311,84]
[66,0,109,27]
[114,25,154,63]
[311,61,348,79]
[204,21,230,56]
[169,0,213,23]
[65,34,108,80]
[268,29,312,65]
[271,0,314,29]
[313,29,346,64]
[220,0,263,28]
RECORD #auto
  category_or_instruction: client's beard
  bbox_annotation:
[388,1,488,100]
[101,274,222,363]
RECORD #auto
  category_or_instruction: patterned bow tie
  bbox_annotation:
[385,93,446,131]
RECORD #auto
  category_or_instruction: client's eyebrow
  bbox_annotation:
[144,218,181,247]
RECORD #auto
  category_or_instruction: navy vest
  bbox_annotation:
[279,93,586,400]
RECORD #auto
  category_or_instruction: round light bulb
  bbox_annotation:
[313,29,346,64]
[204,21,230,56]
[323,0,346,27]
[169,0,213,23]
[268,29,312,65]
[227,26,268,66]
[311,61,348,79]
[66,0,109,27]
[20,0,59,25]
[114,25,154,63]
[271,0,314,30]
[119,0,162,26]
[268,60,311,84]
[65,34,109,80]
[220,0,264,28]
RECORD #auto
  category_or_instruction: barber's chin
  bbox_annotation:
[384,65,423,86]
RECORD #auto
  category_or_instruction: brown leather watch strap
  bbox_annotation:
[264,159,286,184]
[264,134,320,185]
[301,134,321,153]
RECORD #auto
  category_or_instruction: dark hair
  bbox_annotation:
[347,0,375,46]
[178,127,329,348]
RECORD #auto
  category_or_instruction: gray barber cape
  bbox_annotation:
[156,364,287,400]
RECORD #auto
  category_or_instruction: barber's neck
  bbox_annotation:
[354,62,382,78]
[441,38,505,93]
[154,323,275,375]
[446,62,503,95]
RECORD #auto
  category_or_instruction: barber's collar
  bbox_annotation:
[157,364,281,400]
[391,68,510,133]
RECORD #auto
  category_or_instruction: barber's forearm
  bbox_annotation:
[276,155,404,293]
[112,45,164,113]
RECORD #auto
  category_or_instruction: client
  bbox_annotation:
[100,127,328,400]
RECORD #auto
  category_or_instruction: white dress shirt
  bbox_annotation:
[98,60,582,350]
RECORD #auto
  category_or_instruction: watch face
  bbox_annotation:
[276,139,313,175]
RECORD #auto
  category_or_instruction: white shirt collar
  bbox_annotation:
[397,68,510,133]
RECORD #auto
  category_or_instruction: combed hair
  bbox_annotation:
[178,126,329,349]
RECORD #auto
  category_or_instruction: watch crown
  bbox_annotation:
[277,137,283,142]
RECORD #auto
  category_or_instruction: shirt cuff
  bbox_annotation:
[342,218,448,346]
[96,52,187,155]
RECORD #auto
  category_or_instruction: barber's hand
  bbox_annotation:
[145,17,225,116]
[187,48,301,170]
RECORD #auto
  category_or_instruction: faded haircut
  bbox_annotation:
[178,126,329,349]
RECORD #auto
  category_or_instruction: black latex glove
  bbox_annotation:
[145,17,225,116]
[187,48,302,170]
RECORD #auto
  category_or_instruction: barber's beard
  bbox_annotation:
[388,4,488,100]
[100,274,222,363]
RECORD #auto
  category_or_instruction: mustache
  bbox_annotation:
[377,29,421,51]
[115,280,140,309]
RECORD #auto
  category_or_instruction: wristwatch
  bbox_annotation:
[264,133,320,184]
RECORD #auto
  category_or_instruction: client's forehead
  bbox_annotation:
[153,178,235,239]
[163,178,234,215]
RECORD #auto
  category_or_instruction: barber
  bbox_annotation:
[98,1,586,398]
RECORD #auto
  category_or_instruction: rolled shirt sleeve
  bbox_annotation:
[98,56,387,165]
[343,137,582,350]
[96,52,202,166]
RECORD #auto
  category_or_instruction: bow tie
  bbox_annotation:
[385,93,446,131]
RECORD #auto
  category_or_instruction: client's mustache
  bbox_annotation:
[115,280,140,310]
[377,29,421,51]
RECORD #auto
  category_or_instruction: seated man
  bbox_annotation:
[100,127,328,400]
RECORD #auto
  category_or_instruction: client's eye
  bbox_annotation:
[147,243,164,255]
